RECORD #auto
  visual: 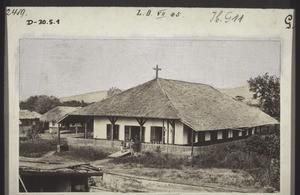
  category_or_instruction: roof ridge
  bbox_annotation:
[156,79,181,119]
[158,77,212,87]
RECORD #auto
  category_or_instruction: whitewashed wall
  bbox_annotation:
[93,116,185,145]
[205,132,211,141]
[174,121,184,145]
[217,131,222,140]
[228,130,233,138]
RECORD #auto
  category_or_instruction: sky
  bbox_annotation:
[19,39,280,100]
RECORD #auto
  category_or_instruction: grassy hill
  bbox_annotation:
[219,86,259,106]
[59,90,108,103]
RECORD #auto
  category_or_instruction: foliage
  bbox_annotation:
[19,138,59,158]
[112,134,280,191]
[131,140,142,153]
[107,87,122,98]
[112,151,187,169]
[55,146,111,161]
[247,73,280,119]
[20,96,39,112]
[194,134,280,191]
[26,121,44,140]
[20,95,61,114]
[241,134,280,160]
[61,100,90,107]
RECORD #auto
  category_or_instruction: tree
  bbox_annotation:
[34,95,61,114]
[107,87,122,98]
[61,100,83,107]
[247,73,280,119]
[20,96,39,111]
[20,95,61,114]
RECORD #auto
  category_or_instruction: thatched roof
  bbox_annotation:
[40,106,80,122]
[63,78,278,131]
[19,110,41,120]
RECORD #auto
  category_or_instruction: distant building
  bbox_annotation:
[58,78,278,146]
[19,110,41,133]
[40,106,81,133]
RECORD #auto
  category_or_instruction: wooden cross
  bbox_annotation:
[153,65,161,78]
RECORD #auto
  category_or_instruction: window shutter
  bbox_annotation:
[150,127,155,142]
[106,124,111,140]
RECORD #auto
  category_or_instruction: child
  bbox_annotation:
[130,139,134,155]
[120,141,125,152]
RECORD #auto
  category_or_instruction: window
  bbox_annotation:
[198,131,205,142]
[242,130,247,136]
[248,128,253,135]
[106,124,119,140]
[222,130,229,139]
[210,131,218,141]
[233,130,239,138]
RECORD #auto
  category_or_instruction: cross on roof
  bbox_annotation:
[153,65,161,79]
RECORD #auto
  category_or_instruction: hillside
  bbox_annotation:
[219,86,259,106]
[59,90,108,103]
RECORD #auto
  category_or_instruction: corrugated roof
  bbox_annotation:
[65,78,278,131]
[40,106,80,122]
[19,110,41,120]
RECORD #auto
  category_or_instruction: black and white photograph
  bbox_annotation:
[6,7,293,195]
[18,38,281,193]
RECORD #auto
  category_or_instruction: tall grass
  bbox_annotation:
[19,138,59,157]
[112,151,188,169]
[112,134,280,191]
[55,146,111,161]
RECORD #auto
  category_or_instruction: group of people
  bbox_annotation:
[120,139,134,154]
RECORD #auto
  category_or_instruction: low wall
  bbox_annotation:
[142,140,244,155]
[67,137,122,150]
[67,137,244,155]
[142,143,193,154]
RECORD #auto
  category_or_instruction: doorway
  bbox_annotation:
[124,125,145,142]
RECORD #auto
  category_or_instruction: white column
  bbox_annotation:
[119,125,125,141]
[195,131,198,142]
[238,131,242,136]
[228,130,233,138]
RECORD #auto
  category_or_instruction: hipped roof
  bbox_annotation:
[40,106,80,122]
[19,110,41,120]
[63,78,278,131]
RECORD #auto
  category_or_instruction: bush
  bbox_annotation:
[112,151,188,169]
[241,134,280,160]
[25,121,44,140]
[112,134,280,191]
[131,140,142,153]
[20,138,58,157]
[189,134,280,190]
[55,146,111,161]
